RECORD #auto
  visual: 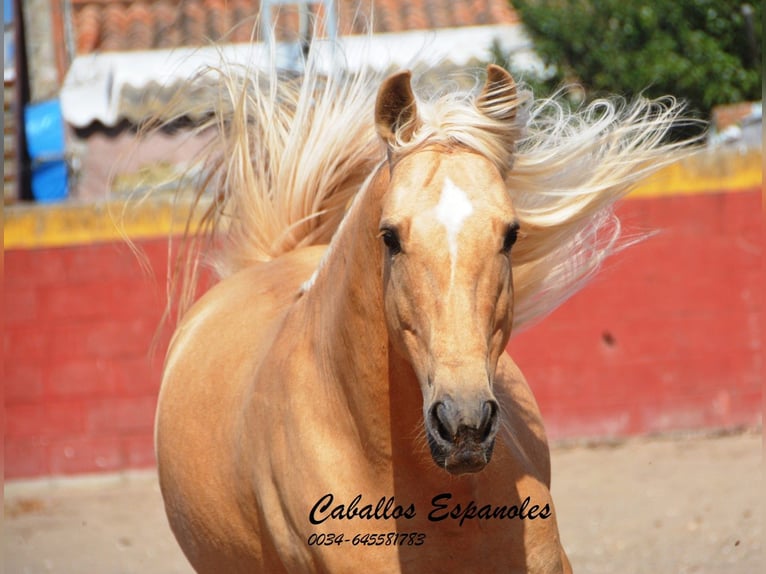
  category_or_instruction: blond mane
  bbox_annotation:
[164,48,695,331]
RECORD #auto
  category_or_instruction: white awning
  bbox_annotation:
[60,25,545,128]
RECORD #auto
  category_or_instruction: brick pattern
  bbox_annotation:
[4,238,174,479]
[70,0,519,54]
[4,188,762,479]
[510,189,763,439]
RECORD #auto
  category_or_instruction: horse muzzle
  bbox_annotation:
[426,397,499,475]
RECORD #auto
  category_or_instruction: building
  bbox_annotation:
[10,0,539,201]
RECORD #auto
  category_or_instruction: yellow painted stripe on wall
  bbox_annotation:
[630,147,762,198]
[4,148,761,250]
[4,198,204,250]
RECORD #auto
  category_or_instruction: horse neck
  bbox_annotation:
[301,163,491,489]
[303,164,393,455]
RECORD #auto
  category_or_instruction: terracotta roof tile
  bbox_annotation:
[76,5,102,53]
[204,0,234,42]
[451,1,468,29]
[183,1,207,43]
[127,4,155,50]
[100,5,129,51]
[426,0,451,30]
[153,2,182,48]
[71,0,519,54]
[489,0,516,24]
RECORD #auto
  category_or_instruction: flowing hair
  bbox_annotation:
[153,48,386,325]
[506,93,697,328]
[154,40,698,331]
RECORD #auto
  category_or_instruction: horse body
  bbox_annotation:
[156,56,689,573]
[156,246,326,570]
[157,154,568,572]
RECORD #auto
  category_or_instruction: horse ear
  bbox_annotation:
[476,64,518,123]
[375,70,418,147]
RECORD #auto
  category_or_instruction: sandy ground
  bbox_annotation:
[4,431,762,573]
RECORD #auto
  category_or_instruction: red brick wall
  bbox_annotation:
[4,188,763,479]
[511,188,763,439]
[5,239,172,479]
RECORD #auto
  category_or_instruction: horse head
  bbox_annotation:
[375,66,521,475]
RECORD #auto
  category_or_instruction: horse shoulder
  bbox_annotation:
[156,246,328,573]
[494,354,578,573]
[494,353,553,488]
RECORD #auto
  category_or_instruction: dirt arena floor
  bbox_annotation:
[4,430,762,573]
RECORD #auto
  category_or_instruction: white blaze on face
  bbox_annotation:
[434,177,474,285]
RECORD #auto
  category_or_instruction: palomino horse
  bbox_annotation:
[155,59,688,573]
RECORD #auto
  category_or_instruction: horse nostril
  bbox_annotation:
[479,400,499,442]
[430,402,454,443]
[429,399,498,445]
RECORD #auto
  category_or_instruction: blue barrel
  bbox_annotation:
[25,99,69,202]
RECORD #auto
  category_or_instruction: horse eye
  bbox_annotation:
[381,228,402,255]
[501,222,520,253]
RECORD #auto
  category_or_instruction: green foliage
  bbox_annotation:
[510,0,762,120]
